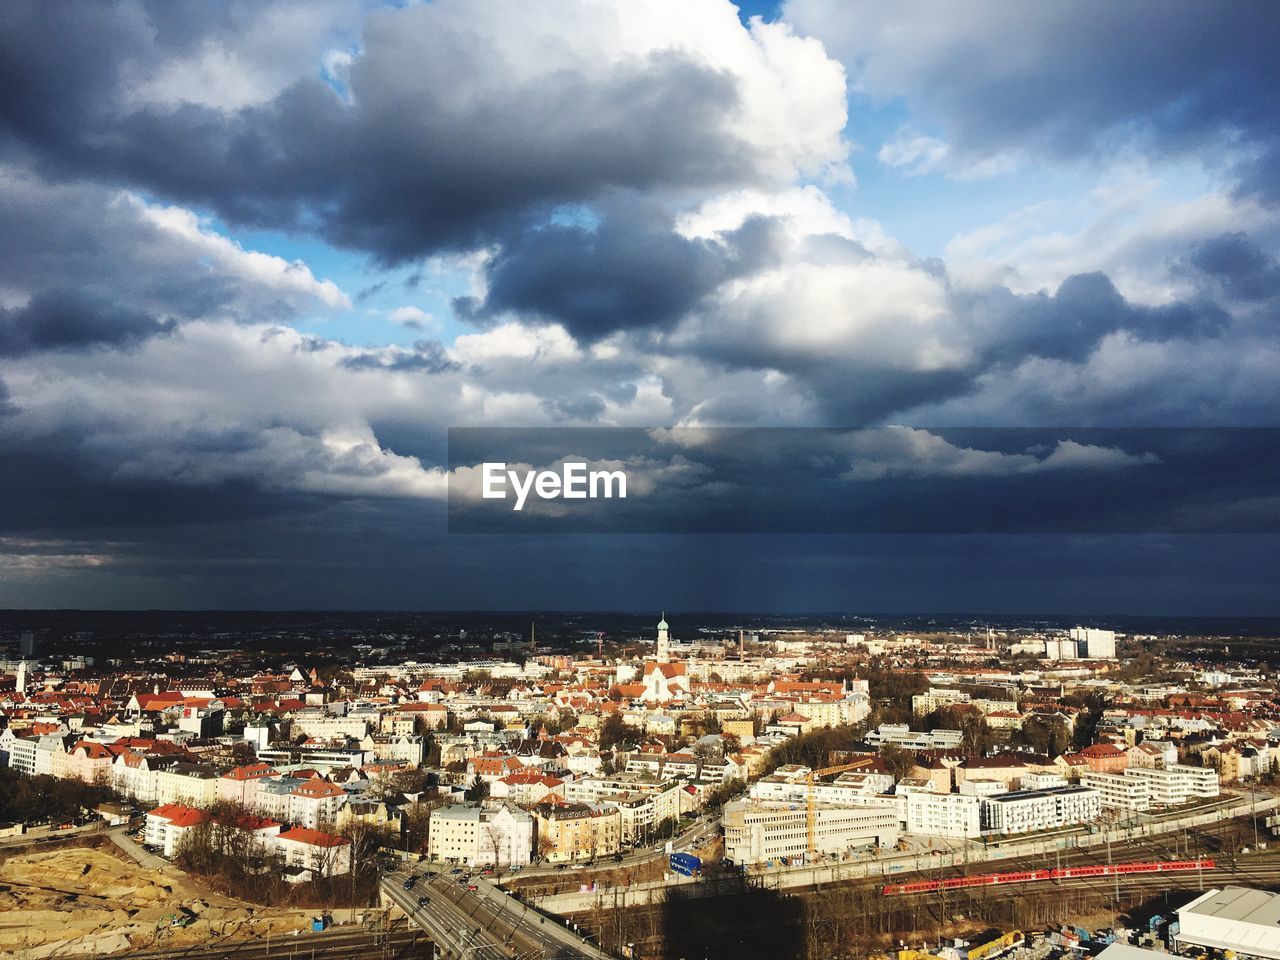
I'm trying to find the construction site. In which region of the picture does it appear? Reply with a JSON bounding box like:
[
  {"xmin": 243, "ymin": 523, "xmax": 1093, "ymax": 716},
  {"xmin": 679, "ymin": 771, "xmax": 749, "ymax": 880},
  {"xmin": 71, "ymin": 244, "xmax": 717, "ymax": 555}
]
[{"xmin": 0, "ymin": 839, "xmax": 330, "ymax": 959}]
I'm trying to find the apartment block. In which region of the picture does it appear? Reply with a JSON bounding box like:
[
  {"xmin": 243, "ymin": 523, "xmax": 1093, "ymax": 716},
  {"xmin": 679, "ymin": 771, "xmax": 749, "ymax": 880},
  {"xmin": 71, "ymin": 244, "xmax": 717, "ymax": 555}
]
[
  {"xmin": 980, "ymin": 786, "xmax": 1102, "ymax": 835},
  {"xmin": 902, "ymin": 792, "xmax": 982, "ymax": 839},
  {"xmin": 1082, "ymin": 771, "xmax": 1151, "ymax": 812}
]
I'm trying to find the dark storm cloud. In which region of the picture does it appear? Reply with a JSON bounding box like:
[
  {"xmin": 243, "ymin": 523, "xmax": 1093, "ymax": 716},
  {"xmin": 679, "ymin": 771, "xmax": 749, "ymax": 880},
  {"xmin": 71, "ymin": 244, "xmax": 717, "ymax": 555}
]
[
  {"xmin": 0, "ymin": 291, "xmax": 174, "ymax": 356},
  {"xmin": 0, "ymin": 170, "xmax": 345, "ymax": 327},
  {"xmin": 340, "ymin": 340, "xmax": 460, "ymax": 373},
  {"xmin": 787, "ymin": 1, "xmax": 1280, "ymax": 194},
  {"xmin": 1186, "ymin": 233, "xmax": 1280, "ymax": 302},
  {"xmin": 956, "ymin": 271, "xmax": 1230, "ymax": 366},
  {"xmin": 458, "ymin": 205, "xmax": 784, "ymax": 339},
  {"xmin": 0, "ymin": 2, "xmax": 791, "ymax": 263},
  {"xmin": 446, "ymin": 427, "xmax": 1280, "ymax": 535}
]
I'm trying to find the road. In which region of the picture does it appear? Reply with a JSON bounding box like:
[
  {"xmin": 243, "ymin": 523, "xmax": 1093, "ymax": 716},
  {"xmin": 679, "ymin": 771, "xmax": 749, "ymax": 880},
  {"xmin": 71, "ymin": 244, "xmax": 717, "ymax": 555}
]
[
  {"xmin": 108, "ymin": 824, "xmax": 177, "ymax": 873},
  {"xmin": 384, "ymin": 865, "xmax": 615, "ymax": 960},
  {"xmin": 499, "ymin": 814, "xmax": 718, "ymax": 883}
]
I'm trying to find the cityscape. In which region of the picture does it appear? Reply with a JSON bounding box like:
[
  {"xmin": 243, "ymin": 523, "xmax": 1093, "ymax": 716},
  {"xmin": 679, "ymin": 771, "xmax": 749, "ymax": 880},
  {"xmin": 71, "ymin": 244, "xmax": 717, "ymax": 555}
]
[
  {"xmin": 2, "ymin": 1, "xmax": 1279, "ymax": 959},
  {"xmin": 2, "ymin": 614, "xmax": 1280, "ymax": 960}
]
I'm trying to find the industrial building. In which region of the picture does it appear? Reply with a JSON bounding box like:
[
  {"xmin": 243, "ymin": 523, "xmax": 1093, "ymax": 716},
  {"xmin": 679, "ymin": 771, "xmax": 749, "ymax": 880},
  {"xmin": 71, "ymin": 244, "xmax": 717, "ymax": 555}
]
[
  {"xmin": 722, "ymin": 799, "xmax": 899, "ymax": 864},
  {"xmin": 1174, "ymin": 886, "xmax": 1280, "ymax": 960}
]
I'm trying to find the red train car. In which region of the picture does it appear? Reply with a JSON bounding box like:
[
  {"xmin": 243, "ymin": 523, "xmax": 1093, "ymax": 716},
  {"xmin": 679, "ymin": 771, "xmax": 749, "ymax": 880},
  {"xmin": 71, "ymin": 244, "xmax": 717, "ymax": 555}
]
[{"xmin": 882, "ymin": 859, "xmax": 1214, "ymax": 896}]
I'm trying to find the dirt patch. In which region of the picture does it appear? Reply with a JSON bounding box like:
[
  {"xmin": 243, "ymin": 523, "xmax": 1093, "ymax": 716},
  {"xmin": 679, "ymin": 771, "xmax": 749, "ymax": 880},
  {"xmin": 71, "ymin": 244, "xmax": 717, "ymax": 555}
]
[{"xmin": 0, "ymin": 845, "xmax": 319, "ymax": 958}]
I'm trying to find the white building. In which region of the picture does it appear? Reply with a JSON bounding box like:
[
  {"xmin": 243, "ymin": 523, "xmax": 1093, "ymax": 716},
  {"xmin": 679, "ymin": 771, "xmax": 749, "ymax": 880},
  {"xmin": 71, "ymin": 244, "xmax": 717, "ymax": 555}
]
[
  {"xmin": 1082, "ymin": 771, "xmax": 1151, "ymax": 812},
  {"xmin": 288, "ymin": 778, "xmax": 348, "ymax": 829},
  {"xmin": 2, "ymin": 732, "xmax": 37, "ymax": 776},
  {"xmin": 749, "ymin": 767, "xmax": 893, "ymax": 805},
  {"xmin": 903, "ymin": 792, "xmax": 982, "ymax": 839},
  {"xmin": 980, "ymin": 786, "xmax": 1102, "ymax": 835},
  {"xmin": 865, "ymin": 724, "xmax": 964, "ymax": 751},
  {"xmin": 428, "ymin": 802, "xmax": 534, "ymax": 867},
  {"xmin": 144, "ymin": 803, "xmax": 209, "ymax": 857},
  {"xmin": 1021, "ymin": 771, "xmax": 1068, "ymax": 791},
  {"xmin": 1070, "ymin": 627, "xmax": 1117, "ymax": 659},
  {"xmin": 1124, "ymin": 764, "xmax": 1219, "ymax": 806},
  {"xmin": 722, "ymin": 799, "xmax": 898, "ymax": 864},
  {"xmin": 276, "ymin": 827, "xmax": 352, "ymax": 881},
  {"xmin": 1174, "ymin": 886, "xmax": 1280, "ymax": 960}
]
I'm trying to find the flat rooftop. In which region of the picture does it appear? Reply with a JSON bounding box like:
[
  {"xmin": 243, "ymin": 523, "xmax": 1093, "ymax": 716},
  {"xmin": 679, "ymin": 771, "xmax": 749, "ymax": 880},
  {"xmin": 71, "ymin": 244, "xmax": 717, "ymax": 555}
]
[{"xmin": 1177, "ymin": 886, "xmax": 1280, "ymax": 960}]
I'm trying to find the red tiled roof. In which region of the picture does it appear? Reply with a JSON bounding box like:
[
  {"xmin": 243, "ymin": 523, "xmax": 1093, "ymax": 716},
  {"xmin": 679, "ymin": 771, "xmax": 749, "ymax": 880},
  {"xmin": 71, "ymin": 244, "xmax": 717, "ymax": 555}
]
[
  {"xmin": 147, "ymin": 803, "xmax": 209, "ymax": 828},
  {"xmin": 277, "ymin": 827, "xmax": 349, "ymax": 848}
]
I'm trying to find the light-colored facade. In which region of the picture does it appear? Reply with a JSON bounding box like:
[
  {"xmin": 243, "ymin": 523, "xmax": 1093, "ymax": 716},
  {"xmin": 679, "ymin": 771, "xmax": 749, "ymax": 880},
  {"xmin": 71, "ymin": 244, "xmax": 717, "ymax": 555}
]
[
  {"xmin": 723, "ymin": 799, "xmax": 898, "ymax": 864},
  {"xmin": 428, "ymin": 802, "xmax": 534, "ymax": 867},
  {"xmin": 531, "ymin": 802, "xmax": 621, "ymax": 863},
  {"xmin": 902, "ymin": 792, "xmax": 982, "ymax": 839},
  {"xmin": 1174, "ymin": 886, "xmax": 1280, "ymax": 960},
  {"xmin": 276, "ymin": 828, "xmax": 352, "ymax": 880},
  {"xmin": 980, "ymin": 786, "xmax": 1102, "ymax": 835},
  {"xmin": 145, "ymin": 803, "xmax": 209, "ymax": 857},
  {"xmin": 1082, "ymin": 771, "xmax": 1151, "ymax": 812},
  {"xmin": 1124, "ymin": 764, "xmax": 1219, "ymax": 806}
]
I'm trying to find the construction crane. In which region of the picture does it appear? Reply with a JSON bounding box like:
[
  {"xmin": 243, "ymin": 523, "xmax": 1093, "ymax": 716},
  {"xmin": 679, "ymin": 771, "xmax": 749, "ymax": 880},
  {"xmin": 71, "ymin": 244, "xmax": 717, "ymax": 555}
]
[{"xmin": 805, "ymin": 760, "xmax": 872, "ymax": 861}]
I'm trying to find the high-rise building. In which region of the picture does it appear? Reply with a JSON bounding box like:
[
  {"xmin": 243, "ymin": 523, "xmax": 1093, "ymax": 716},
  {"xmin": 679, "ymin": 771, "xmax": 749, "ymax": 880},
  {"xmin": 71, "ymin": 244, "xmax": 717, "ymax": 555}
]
[
  {"xmin": 1070, "ymin": 626, "xmax": 1117, "ymax": 659},
  {"xmin": 19, "ymin": 631, "xmax": 37, "ymax": 658}
]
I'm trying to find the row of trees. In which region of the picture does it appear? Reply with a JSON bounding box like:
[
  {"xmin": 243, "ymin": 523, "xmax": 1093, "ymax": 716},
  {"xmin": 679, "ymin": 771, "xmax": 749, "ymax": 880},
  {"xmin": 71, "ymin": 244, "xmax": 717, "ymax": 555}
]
[
  {"xmin": 173, "ymin": 800, "xmax": 395, "ymax": 907},
  {"xmin": 0, "ymin": 767, "xmax": 115, "ymax": 825}
]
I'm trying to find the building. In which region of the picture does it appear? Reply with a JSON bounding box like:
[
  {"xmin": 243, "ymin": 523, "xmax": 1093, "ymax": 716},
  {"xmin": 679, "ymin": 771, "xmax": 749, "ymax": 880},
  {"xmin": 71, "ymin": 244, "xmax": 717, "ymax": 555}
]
[
  {"xmin": 1079, "ymin": 743, "xmax": 1129, "ymax": 774},
  {"xmin": 902, "ymin": 792, "xmax": 982, "ymax": 839},
  {"xmin": 490, "ymin": 771, "xmax": 565, "ymax": 806},
  {"xmin": 530, "ymin": 802, "xmax": 621, "ymax": 863},
  {"xmin": 1174, "ymin": 886, "xmax": 1280, "ymax": 960},
  {"xmin": 1070, "ymin": 627, "xmax": 1117, "ymax": 659},
  {"xmin": 287, "ymin": 777, "xmax": 348, "ymax": 829},
  {"xmin": 980, "ymin": 786, "xmax": 1101, "ymax": 836},
  {"xmin": 428, "ymin": 802, "xmax": 534, "ymax": 867},
  {"xmin": 217, "ymin": 763, "xmax": 278, "ymax": 807},
  {"xmin": 1081, "ymin": 771, "xmax": 1151, "ymax": 812},
  {"xmin": 1124, "ymin": 764, "xmax": 1219, "ymax": 806},
  {"xmin": 866, "ymin": 724, "xmax": 964, "ymax": 751},
  {"xmin": 276, "ymin": 828, "xmax": 352, "ymax": 881},
  {"xmin": 911, "ymin": 689, "xmax": 970, "ymax": 717},
  {"xmin": 145, "ymin": 803, "xmax": 209, "ymax": 857},
  {"xmin": 722, "ymin": 799, "xmax": 898, "ymax": 865},
  {"xmin": 155, "ymin": 763, "xmax": 219, "ymax": 808}
]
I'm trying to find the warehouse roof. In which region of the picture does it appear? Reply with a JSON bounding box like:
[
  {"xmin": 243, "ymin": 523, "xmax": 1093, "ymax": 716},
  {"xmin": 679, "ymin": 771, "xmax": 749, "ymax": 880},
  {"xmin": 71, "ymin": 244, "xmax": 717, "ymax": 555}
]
[{"xmin": 1177, "ymin": 886, "xmax": 1280, "ymax": 960}]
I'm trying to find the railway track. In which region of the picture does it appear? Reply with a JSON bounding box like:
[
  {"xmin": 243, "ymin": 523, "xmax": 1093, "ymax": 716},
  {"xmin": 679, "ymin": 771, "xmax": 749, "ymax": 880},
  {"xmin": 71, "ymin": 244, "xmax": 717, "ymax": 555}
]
[{"xmin": 105, "ymin": 921, "xmax": 428, "ymax": 960}]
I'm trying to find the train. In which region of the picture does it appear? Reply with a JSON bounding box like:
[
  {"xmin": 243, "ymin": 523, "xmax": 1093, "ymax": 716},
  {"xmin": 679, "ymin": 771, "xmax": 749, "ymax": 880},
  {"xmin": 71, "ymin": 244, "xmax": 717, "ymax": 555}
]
[{"xmin": 881, "ymin": 858, "xmax": 1214, "ymax": 895}]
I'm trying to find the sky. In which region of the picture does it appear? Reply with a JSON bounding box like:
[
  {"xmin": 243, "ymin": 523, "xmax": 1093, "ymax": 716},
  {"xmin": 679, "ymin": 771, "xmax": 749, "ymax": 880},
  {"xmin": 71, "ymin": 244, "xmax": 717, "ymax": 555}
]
[{"xmin": 1, "ymin": 0, "xmax": 1279, "ymax": 614}]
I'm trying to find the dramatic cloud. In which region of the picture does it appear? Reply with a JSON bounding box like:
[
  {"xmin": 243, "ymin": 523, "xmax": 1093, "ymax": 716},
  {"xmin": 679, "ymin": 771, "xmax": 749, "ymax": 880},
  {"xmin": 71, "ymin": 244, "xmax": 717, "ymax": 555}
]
[
  {"xmin": 0, "ymin": 291, "xmax": 174, "ymax": 357},
  {"xmin": 1, "ymin": 0, "xmax": 848, "ymax": 261},
  {"xmin": 785, "ymin": 0, "xmax": 1280, "ymax": 197},
  {"xmin": 0, "ymin": 0, "xmax": 1276, "ymax": 608},
  {"xmin": 0, "ymin": 168, "xmax": 348, "ymax": 325}
]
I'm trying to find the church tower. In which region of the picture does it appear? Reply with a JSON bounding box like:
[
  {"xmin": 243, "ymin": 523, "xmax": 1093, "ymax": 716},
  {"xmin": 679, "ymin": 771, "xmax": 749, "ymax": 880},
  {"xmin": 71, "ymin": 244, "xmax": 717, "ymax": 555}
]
[
  {"xmin": 15, "ymin": 660, "xmax": 28, "ymax": 695},
  {"xmin": 656, "ymin": 613, "xmax": 670, "ymax": 662}
]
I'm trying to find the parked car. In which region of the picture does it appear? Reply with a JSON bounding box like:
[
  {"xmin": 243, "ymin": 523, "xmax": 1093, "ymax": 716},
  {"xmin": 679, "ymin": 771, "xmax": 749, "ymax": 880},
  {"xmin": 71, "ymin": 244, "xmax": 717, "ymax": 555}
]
[
  {"xmin": 466, "ymin": 884, "xmax": 478, "ymax": 891},
  {"xmin": 403, "ymin": 876, "xmax": 417, "ymax": 890},
  {"xmin": 417, "ymin": 895, "xmax": 430, "ymax": 907}
]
